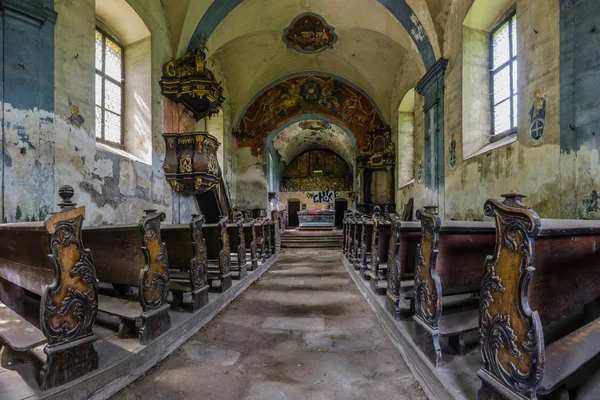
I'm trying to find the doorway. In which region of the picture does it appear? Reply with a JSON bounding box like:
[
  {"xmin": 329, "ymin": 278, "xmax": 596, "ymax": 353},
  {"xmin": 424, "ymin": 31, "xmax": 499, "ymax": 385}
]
[
  {"xmin": 288, "ymin": 200, "xmax": 300, "ymax": 227},
  {"xmin": 335, "ymin": 199, "xmax": 348, "ymax": 228}
]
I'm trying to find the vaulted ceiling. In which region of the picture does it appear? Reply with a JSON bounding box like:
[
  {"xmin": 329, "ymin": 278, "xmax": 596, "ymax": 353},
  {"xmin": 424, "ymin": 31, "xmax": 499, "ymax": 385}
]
[{"xmin": 160, "ymin": 0, "xmax": 446, "ymax": 123}]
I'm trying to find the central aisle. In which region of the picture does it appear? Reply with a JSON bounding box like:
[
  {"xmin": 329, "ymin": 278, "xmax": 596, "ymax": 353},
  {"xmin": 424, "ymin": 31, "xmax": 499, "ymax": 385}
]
[{"xmin": 113, "ymin": 249, "xmax": 428, "ymax": 399}]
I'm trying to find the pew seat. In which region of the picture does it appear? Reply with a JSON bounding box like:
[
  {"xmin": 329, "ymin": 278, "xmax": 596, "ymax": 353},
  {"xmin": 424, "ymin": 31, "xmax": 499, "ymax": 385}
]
[
  {"xmin": 0, "ymin": 302, "xmax": 46, "ymax": 367},
  {"xmin": 438, "ymin": 309, "xmax": 478, "ymax": 355},
  {"xmin": 539, "ymin": 317, "xmax": 600, "ymax": 395},
  {"xmin": 97, "ymin": 295, "xmax": 144, "ymax": 337}
]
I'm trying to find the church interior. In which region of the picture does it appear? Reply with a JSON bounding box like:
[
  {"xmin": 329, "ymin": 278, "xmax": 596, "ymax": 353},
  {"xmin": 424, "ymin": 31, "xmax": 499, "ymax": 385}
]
[{"xmin": 0, "ymin": 0, "xmax": 599, "ymax": 399}]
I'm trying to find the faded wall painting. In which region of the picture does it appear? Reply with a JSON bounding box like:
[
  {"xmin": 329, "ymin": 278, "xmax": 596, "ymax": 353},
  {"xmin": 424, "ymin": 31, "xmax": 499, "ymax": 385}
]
[
  {"xmin": 235, "ymin": 75, "xmax": 385, "ymax": 158},
  {"xmin": 281, "ymin": 150, "xmax": 352, "ymax": 192}
]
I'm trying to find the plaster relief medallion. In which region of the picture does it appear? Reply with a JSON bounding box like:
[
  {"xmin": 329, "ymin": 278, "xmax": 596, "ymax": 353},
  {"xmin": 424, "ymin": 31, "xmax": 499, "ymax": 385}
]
[
  {"xmin": 283, "ymin": 13, "xmax": 337, "ymax": 54},
  {"xmin": 530, "ymin": 89, "xmax": 547, "ymax": 140},
  {"xmin": 449, "ymin": 133, "xmax": 457, "ymax": 168}
]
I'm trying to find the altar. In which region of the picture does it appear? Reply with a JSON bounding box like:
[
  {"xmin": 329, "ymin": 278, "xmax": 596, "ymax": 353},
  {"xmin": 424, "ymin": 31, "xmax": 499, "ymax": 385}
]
[{"xmin": 298, "ymin": 210, "xmax": 336, "ymax": 229}]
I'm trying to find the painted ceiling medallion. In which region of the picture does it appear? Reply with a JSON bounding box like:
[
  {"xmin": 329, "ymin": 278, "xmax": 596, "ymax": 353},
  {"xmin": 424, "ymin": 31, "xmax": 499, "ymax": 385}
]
[{"xmin": 283, "ymin": 13, "xmax": 337, "ymax": 54}]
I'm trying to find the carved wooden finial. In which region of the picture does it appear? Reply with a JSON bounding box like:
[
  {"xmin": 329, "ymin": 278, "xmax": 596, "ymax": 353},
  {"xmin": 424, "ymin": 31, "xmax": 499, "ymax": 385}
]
[
  {"xmin": 500, "ymin": 192, "xmax": 528, "ymax": 208},
  {"xmin": 57, "ymin": 185, "xmax": 76, "ymax": 209},
  {"xmin": 424, "ymin": 205, "xmax": 439, "ymax": 214}
]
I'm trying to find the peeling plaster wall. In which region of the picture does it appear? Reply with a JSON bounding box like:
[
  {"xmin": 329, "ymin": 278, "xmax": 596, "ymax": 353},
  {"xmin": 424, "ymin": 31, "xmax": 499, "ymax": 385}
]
[
  {"xmin": 1, "ymin": 0, "xmax": 179, "ymax": 225},
  {"xmin": 396, "ymin": 0, "xmax": 569, "ymax": 220}
]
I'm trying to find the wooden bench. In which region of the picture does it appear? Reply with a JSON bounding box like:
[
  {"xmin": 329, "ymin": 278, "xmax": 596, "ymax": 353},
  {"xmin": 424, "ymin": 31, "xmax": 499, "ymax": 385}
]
[
  {"xmin": 478, "ymin": 193, "xmax": 600, "ymax": 400},
  {"xmin": 254, "ymin": 218, "xmax": 267, "ymax": 264},
  {"xmin": 368, "ymin": 208, "xmax": 391, "ymax": 295},
  {"xmin": 413, "ymin": 206, "xmax": 495, "ymax": 367},
  {"xmin": 84, "ymin": 209, "xmax": 171, "ymax": 344},
  {"xmin": 202, "ymin": 216, "xmax": 232, "ymax": 293},
  {"xmin": 271, "ymin": 210, "xmax": 282, "ymax": 253},
  {"xmin": 346, "ymin": 212, "xmax": 359, "ymax": 264},
  {"xmin": 351, "ymin": 212, "xmax": 364, "ymax": 270},
  {"xmin": 342, "ymin": 210, "xmax": 352, "ymax": 256},
  {"xmin": 161, "ymin": 214, "xmax": 210, "ymax": 312},
  {"xmin": 263, "ymin": 218, "xmax": 273, "ymax": 259},
  {"xmin": 227, "ymin": 213, "xmax": 249, "ymax": 280},
  {"xmin": 242, "ymin": 217, "xmax": 258, "ymax": 270},
  {"xmin": 385, "ymin": 215, "xmax": 420, "ymax": 320},
  {"xmin": 0, "ymin": 186, "xmax": 99, "ymax": 389},
  {"xmin": 359, "ymin": 215, "xmax": 374, "ymax": 280}
]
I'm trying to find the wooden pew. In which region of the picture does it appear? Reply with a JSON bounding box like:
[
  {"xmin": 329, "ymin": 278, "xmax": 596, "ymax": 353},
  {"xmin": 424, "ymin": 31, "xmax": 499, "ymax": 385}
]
[
  {"xmin": 242, "ymin": 217, "xmax": 258, "ymax": 270},
  {"xmin": 342, "ymin": 211, "xmax": 352, "ymax": 255},
  {"xmin": 369, "ymin": 208, "xmax": 391, "ymax": 295},
  {"xmin": 346, "ymin": 213, "xmax": 358, "ymax": 264},
  {"xmin": 352, "ymin": 212, "xmax": 365, "ymax": 271},
  {"xmin": 264, "ymin": 218, "xmax": 273, "ymax": 259},
  {"xmin": 202, "ymin": 216, "xmax": 232, "ymax": 293},
  {"xmin": 385, "ymin": 215, "xmax": 420, "ymax": 320},
  {"xmin": 271, "ymin": 210, "xmax": 282, "ymax": 253},
  {"xmin": 255, "ymin": 218, "xmax": 267, "ymax": 263},
  {"xmin": 227, "ymin": 213, "xmax": 249, "ymax": 280},
  {"xmin": 0, "ymin": 186, "xmax": 98, "ymax": 390},
  {"xmin": 359, "ymin": 215, "xmax": 374, "ymax": 280},
  {"xmin": 478, "ymin": 193, "xmax": 600, "ymax": 400},
  {"xmin": 84, "ymin": 209, "xmax": 171, "ymax": 344},
  {"xmin": 413, "ymin": 206, "xmax": 495, "ymax": 367},
  {"xmin": 161, "ymin": 214, "xmax": 210, "ymax": 312}
]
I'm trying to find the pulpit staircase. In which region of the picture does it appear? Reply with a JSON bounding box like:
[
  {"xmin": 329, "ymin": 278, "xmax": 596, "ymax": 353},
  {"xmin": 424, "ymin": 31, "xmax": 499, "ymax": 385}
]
[{"xmin": 281, "ymin": 229, "xmax": 343, "ymax": 249}]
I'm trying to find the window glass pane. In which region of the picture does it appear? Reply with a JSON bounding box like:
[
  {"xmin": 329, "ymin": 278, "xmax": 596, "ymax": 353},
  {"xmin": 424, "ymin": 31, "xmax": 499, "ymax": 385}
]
[
  {"xmin": 512, "ymin": 95, "xmax": 518, "ymax": 128},
  {"xmin": 511, "ymin": 16, "xmax": 517, "ymax": 56},
  {"xmin": 105, "ymin": 111, "xmax": 122, "ymax": 143},
  {"xmin": 104, "ymin": 80, "xmax": 122, "ymax": 114},
  {"xmin": 493, "ymin": 65, "xmax": 511, "ymax": 105},
  {"xmin": 95, "ymin": 106, "xmax": 103, "ymax": 138},
  {"xmin": 105, "ymin": 38, "xmax": 122, "ymax": 81},
  {"xmin": 512, "ymin": 60, "xmax": 518, "ymax": 96},
  {"xmin": 95, "ymin": 74, "xmax": 103, "ymax": 106},
  {"xmin": 494, "ymin": 100, "xmax": 511, "ymax": 134},
  {"xmin": 492, "ymin": 21, "xmax": 510, "ymax": 69},
  {"xmin": 95, "ymin": 31, "xmax": 103, "ymax": 71}
]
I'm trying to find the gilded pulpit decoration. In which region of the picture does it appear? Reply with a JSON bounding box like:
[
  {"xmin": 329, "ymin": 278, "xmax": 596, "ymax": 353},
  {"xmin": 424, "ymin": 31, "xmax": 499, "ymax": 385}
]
[
  {"xmin": 283, "ymin": 13, "xmax": 337, "ymax": 54},
  {"xmin": 356, "ymin": 125, "xmax": 396, "ymax": 213},
  {"xmin": 160, "ymin": 38, "xmax": 225, "ymax": 121},
  {"xmin": 163, "ymin": 132, "xmax": 222, "ymax": 195}
]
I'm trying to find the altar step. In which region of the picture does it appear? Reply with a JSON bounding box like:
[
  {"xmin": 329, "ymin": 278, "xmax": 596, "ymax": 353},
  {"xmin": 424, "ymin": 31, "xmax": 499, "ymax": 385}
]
[{"xmin": 281, "ymin": 229, "xmax": 344, "ymax": 249}]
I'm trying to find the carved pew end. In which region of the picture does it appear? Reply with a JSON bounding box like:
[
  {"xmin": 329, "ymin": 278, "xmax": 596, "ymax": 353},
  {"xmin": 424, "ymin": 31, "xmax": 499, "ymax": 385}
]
[
  {"xmin": 413, "ymin": 317, "xmax": 443, "ymax": 368},
  {"xmin": 190, "ymin": 285, "xmax": 210, "ymax": 311},
  {"xmin": 40, "ymin": 334, "xmax": 99, "ymax": 390},
  {"xmin": 385, "ymin": 291, "xmax": 401, "ymax": 321}
]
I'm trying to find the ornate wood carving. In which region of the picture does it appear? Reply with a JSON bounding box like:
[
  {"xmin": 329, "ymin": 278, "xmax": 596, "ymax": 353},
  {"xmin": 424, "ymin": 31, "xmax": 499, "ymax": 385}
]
[
  {"xmin": 478, "ymin": 193, "xmax": 543, "ymax": 400},
  {"xmin": 413, "ymin": 206, "xmax": 443, "ymax": 367},
  {"xmin": 235, "ymin": 212, "xmax": 247, "ymax": 267},
  {"xmin": 218, "ymin": 215, "xmax": 231, "ymax": 277},
  {"xmin": 353, "ymin": 213, "xmax": 364, "ymax": 270},
  {"xmin": 190, "ymin": 213, "xmax": 208, "ymax": 290},
  {"xmin": 360, "ymin": 216, "xmax": 373, "ymax": 279},
  {"xmin": 138, "ymin": 209, "xmax": 171, "ymax": 343},
  {"xmin": 385, "ymin": 214, "xmax": 402, "ymax": 319},
  {"xmin": 160, "ymin": 44, "xmax": 225, "ymax": 120},
  {"xmin": 40, "ymin": 185, "xmax": 99, "ymax": 390},
  {"xmin": 256, "ymin": 219, "xmax": 266, "ymax": 263},
  {"xmin": 264, "ymin": 219, "xmax": 272, "ymax": 258},
  {"xmin": 248, "ymin": 219, "xmax": 258, "ymax": 270},
  {"xmin": 370, "ymin": 206, "xmax": 383, "ymax": 279},
  {"xmin": 163, "ymin": 132, "xmax": 222, "ymax": 195}
]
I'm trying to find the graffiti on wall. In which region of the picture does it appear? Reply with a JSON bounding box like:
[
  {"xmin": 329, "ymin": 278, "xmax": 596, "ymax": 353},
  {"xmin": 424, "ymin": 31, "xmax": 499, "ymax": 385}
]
[{"xmin": 310, "ymin": 190, "xmax": 340, "ymax": 203}]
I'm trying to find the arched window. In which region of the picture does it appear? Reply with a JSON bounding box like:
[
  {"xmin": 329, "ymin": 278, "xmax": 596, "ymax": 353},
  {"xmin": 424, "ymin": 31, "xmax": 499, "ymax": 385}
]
[
  {"xmin": 397, "ymin": 89, "xmax": 415, "ymax": 187},
  {"xmin": 95, "ymin": 0, "xmax": 151, "ymax": 163},
  {"xmin": 95, "ymin": 28, "xmax": 124, "ymax": 146},
  {"xmin": 462, "ymin": 0, "xmax": 516, "ymax": 158}
]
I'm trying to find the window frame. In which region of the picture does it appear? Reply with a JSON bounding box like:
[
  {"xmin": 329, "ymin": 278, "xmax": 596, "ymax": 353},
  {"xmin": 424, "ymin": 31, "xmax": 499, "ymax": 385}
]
[
  {"xmin": 489, "ymin": 10, "xmax": 517, "ymax": 142},
  {"xmin": 95, "ymin": 27, "xmax": 125, "ymax": 149}
]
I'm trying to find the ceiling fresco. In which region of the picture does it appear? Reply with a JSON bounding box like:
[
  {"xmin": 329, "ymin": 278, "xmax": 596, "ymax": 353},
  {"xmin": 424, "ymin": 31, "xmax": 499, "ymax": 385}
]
[
  {"xmin": 282, "ymin": 13, "xmax": 337, "ymax": 54},
  {"xmin": 272, "ymin": 120, "xmax": 356, "ymax": 167},
  {"xmin": 234, "ymin": 75, "xmax": 385, "ymax": 158}
]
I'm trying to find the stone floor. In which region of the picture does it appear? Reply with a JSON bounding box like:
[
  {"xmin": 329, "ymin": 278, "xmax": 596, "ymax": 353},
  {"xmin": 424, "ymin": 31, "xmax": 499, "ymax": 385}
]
[{"xmin": 112, "ymin": 249, "xmax": 429, "ymax": 400}]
